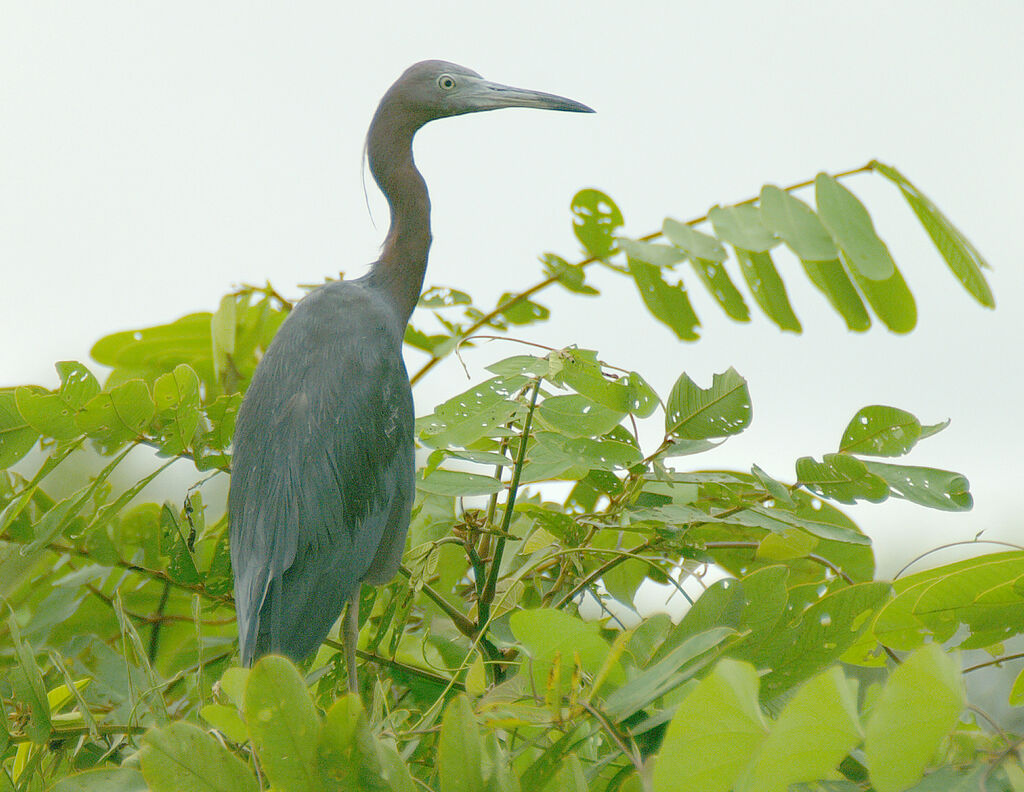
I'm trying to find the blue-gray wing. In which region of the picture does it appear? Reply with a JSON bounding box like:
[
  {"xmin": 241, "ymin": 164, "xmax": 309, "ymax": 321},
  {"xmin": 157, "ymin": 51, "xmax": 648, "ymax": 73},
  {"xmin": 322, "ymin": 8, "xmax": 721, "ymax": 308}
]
[{"xmin": 228, "ymin": 281, "xmax": 414, "ymax": 665}]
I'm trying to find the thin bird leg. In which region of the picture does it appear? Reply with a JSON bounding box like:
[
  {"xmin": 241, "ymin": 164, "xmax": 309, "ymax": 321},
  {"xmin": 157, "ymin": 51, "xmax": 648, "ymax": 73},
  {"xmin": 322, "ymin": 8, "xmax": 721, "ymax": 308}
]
[{"xmin": 344, "ymin": 593, "xmax": 360, "ymax": 693}]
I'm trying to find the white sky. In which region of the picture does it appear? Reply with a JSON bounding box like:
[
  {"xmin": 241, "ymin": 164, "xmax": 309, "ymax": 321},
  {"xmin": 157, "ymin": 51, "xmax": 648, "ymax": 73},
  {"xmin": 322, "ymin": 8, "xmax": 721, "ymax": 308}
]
[{"xmin": 2, "ymin": 1, "xmax": 1021, "ymax": 576}]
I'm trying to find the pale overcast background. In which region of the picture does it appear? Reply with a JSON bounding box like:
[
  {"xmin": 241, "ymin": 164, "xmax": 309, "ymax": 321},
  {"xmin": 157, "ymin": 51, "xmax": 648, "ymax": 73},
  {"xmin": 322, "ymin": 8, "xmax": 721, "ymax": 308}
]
[{"xmin": 2, "ymin": 2, "xmax": 1021, "ymax": 578}]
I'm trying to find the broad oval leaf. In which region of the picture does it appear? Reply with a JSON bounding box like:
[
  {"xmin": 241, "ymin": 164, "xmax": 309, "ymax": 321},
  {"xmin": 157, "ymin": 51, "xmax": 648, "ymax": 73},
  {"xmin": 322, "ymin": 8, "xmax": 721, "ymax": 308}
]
[
  {"xmin": 840, "ymin": 405, "xmax": 923, "ymax": 457},
  {"xmin": 0, "ymin": 389, "xmax": 41, "ymax": 468},
  {"xmin": 140, "ymin": 721, "xmax": 257, "ymax": 792},
  {"xmin": 571, "ymin": 188, "xmax": 623, "ymax": 259},
  {"xmin": 416, "ymin": 375, "xmax": 527, "ymax": 448},
  {"xmin": 438, "ymin": 695, "xmax": 485, "ymax": 792},
  {"xmin": 815, "ymin": 173, "xmax": 895, "ymax": 281},
  {"xmin": 52, "ymin": 767, "xmax": 148, "ymax": 792},
  {"xmin": 243, "ymin": 656, "xmax": 321, "ymax": 792},
  {"xmin": 537, "ymin": 394, "xmax": 624, "ymax": 438},
  {"xmin": 510, "ymin": 608, "xmax": 624, "ymax": 692},
  {"xmin": 666, "ymin": 368, "xmax": 752, "ymax": 440},
  {"xmin": 652, "ymin": 659, "xmax": 767, "ymax": 792},
  {"xmin": 534, "ymin": 432, "xmax": 642, "ymax": 472},
  {"xmin": 74, "ymin": 379, "xmax": 156, "ymax": 451},
  {"xmin": 864, "ymin": 644, "xmax": 964, "ymax": 792}
]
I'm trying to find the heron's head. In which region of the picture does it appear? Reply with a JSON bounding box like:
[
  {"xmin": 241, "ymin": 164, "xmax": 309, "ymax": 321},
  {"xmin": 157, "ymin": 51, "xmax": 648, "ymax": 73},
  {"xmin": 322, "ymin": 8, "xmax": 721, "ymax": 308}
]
[{"xmin": 383, "ymin": 60, "xmax": 594, "ymax": 125}]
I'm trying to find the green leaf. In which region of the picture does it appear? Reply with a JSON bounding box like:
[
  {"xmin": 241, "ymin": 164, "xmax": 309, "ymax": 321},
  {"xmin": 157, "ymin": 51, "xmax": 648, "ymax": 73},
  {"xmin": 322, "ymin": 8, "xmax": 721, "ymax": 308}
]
[
  {"xmin": 651, "ymin": 659, "xmax": 767, "ymax": 792},
  {"xmin": 318, "ymin": 693, "xmax": 390, "ymax": 792},
  {"xmin": 688, "ymin": 257, "xmax": 750, "ymax": 321},
  {"xmin": 419, "ymin": 285, "xmax": 473, "ymax": 307},
  {"xmin": 736, "ymin": 667, "xmax": 861, "ymax": 792},
  {"xmin": 534, "ymin": 432, "xmax": 642, "ymax": 472},
  {"xmin": 663, "ymin": 217, "xmax": 727, "ymax": 261},
  {"xmin": 210, "ymin": 293, "xmax": 237, "ymax": 381},
  {"xmin": 627, "ymin": 258, "xmax": 701, "ymax": 340},
  {"xmin": 417, "ymin": 375, "xmax": 527, "ymax": 449},
  {"xmin": 541, "ymin": 253, "xmax": 599, "ymax": 295},
  {"xmin": 795, "ymin": 453, "xmax": 889, "ymax": 504},
  {"xmin": 0, "ymin": 389, "xmax": 40, "ymax": 468},
  {"xmin": 75, "ymin": 379, "xmax": 156, "ymax": 451},
  {"xmin": 758, "ymin": 185, "xmax": 838, "ymax": 261},
  {"xmin": 603, "ymin": 627, "xmax": 735, "ymax": 722},
  {"xmin": 872, "ymin": 160, "xmax": 994, "ymax": 307},
  {"xmin": 840, "ymin": 405, "xmax": 923, "ymax": 457},
  {"xmin": 244, "ymin": 656, "xmax": 321, "ymax": 792},
  {"xmin": 708, "ymin": 205, "xmax": 779, "ymax": 253},
  {"xmin": 536, "ymin": 394, "xmax": 624, "ymax": 439},
  {"xmin": 751, "ymin": 464, "xmax": 796, "ymax": 508},
  {"xmin": 52, "ymin": 767, "xmax": 148, "ymax": 792},
  {"xmin": 7, "ymin": 614, "xmax": 50, "ymax": 744},
  {"xmin": 140, "ymin": 721, "xmax": 257, "ymax": 792},
  {"xmin": 510, "ymin": 608, "xmax": 624, "ymax": 692},
  {"xmin": 815, "ymin": 173, "xmax": 895, "ymax": 280},
  {"xmin": 845, "ymin": 252, "xmax": 917, "ymax": 333},
  {"xmin": 665, "ymin": 368, "xmax": 752, "ymax": 440},
  {"xmin": 733, "ymin": 249, "xmax": 801, "ymax": 332},
  {"xmin": 863, "ymin": 461, "xmax": 972, "ymax": 511},
  {"xmin": 864, "ymin": 644, "xmax": 964, "ymax": 792},
  {"xmin": 438, "ymin": 695, "xmax": 485, "ymax": 792},
  {"xmin": 14, "ymin": 362, "xmax": 100, "ymax": 442},
  {"xmin": 418, "ymin": 469, "xmax": 503, "ymax": 496},
  {"xmin": 799, "ymin": 258, "xmax": 871, "ymax": 331},
  {"xmin": 153, "ymin": 364, "xmax": 202, "ymax": 455},
  {"xmin": 617, "ymin": 238, "xmax": 685, "ymax": 267},
  {"xmin": 92, "ymin": 312, "xmax": 216, "ymax": 384},
  {"xmin": 571, "ymin": 188, "xmax": 623, "ymax": 259},
  {"xmin": 200, "ymin": 703, "xmax": 248, "ymax": 744},
  {"xmin": 554, "ymin": 349, "xmax": 656, "ymax": 417},
  {"xmin": 496, "ymin": 292, "xmax": 550, "ymax": 326}
]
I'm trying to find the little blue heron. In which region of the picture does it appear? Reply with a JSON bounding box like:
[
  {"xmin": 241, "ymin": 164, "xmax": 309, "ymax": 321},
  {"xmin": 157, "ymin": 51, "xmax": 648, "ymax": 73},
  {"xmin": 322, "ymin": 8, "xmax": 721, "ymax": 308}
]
[{"xmin": 229, "ymin": 60, "xmax": 592, "ymax": 688}]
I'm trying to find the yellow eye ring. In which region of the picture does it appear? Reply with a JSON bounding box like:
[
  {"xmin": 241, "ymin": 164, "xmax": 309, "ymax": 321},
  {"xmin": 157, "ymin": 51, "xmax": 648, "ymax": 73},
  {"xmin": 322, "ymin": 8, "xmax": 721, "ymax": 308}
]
[{"xmin": 437, "ymin": 75, "xmax": 456, "ymax": 90}]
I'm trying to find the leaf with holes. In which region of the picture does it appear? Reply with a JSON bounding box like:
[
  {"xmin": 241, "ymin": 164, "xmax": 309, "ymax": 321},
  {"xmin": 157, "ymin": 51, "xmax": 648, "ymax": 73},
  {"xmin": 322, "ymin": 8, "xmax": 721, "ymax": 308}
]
[
  {"xmin": 839, "ymin": 405, "xmax": 924, "ymax": 457},
  {"xmin": 536, "ymin": 394, "xmax": 624, "ymax": 438},
  {"xmin": 666, "ymin": 368, "xmax": 752, "ymax": 440},
  {"xmin": 0, "ymin": 389, "xmax": 41, "ymax": 468},
  {"xmin": 416, "ymin": 375, "xmax": 527, "ymax": 448},
  {"xmin": 152, "ymin": 364, "xmax": 201, "ymax": 456},
  {"xmin": 795, "ymin": 454, "xmax": 888, "ymax": 504},
  {"xmin": 627, "ymin": 258, "xmax": 701, "ymax": 340},
  {"xmin": 496, "ymin": 291, "xmax": 550, "ymax": 326},
  {"xmin": 419, "ymin": 285, "xmax": 473, "ymax": 308},
  {"xmin": 734, "ymin": 249, "xmax": 802, "ymax": 332},
  {"xmin": 571, "ymin": 188, "xmax": 623, "ymax": 259},
  {"xmin": 541, "ymin": 253, "xmax": 599, "ymax": 295},
  {"xmin": 863, "ymin": 461, "xmax": 972, "ymax": 511},
  {"xmin": 74, "ymin": 379, "xmax": 155, "ymax": 452}
]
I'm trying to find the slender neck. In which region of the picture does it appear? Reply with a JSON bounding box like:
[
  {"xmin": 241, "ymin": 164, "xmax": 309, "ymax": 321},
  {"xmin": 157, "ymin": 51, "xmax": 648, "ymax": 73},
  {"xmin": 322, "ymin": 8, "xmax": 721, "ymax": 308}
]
[{"xmin": 365, "ymin": 100, "xmax": 432, "ymax": 325}]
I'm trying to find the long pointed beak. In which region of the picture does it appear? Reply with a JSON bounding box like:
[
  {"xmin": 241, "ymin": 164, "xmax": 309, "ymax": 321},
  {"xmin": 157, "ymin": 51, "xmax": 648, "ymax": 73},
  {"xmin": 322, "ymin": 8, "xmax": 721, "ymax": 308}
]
[{"xmin": 466, "ymin": 78, "xmax": 595, "ymax": 113}]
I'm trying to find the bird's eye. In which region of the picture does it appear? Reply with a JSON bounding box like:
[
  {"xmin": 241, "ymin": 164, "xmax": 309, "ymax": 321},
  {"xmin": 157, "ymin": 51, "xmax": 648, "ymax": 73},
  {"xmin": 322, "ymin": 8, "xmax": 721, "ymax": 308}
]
[{"xmin": 437, "ymin": 75, "xmax": 456, "ymax": 90}]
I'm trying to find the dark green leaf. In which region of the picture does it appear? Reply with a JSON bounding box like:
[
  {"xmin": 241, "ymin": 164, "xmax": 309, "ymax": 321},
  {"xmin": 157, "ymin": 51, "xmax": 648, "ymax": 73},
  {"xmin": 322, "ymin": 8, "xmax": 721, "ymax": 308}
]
[
  {"xmin": 571, "ymin": 188, "xmax": 623, "ymax": 259},
  {"xmin": 666, "ymin": 368, "xmax": 752, "ymax": 440},
  {"xmin": 815, "ymin": 173, "xmax": 895, "ymax": 280},
  {"xmin": 627, "ymin": 258, "xmax": 700, "ymax": 340},
  {"xmin": 872, "ymin": 161, "xmax": 994, "ymax": 307}
]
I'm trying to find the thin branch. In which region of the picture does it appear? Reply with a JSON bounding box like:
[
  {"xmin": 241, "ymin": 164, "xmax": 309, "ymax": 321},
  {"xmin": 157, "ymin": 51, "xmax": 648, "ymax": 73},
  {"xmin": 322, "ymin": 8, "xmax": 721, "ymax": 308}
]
[
  {"xmin": 409, "ymin": 162, "xmax": 874, "ymax": 386},
  {"xmin": 963, "ymin": 651, "xmax": 1024, "ymax": 674}
]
